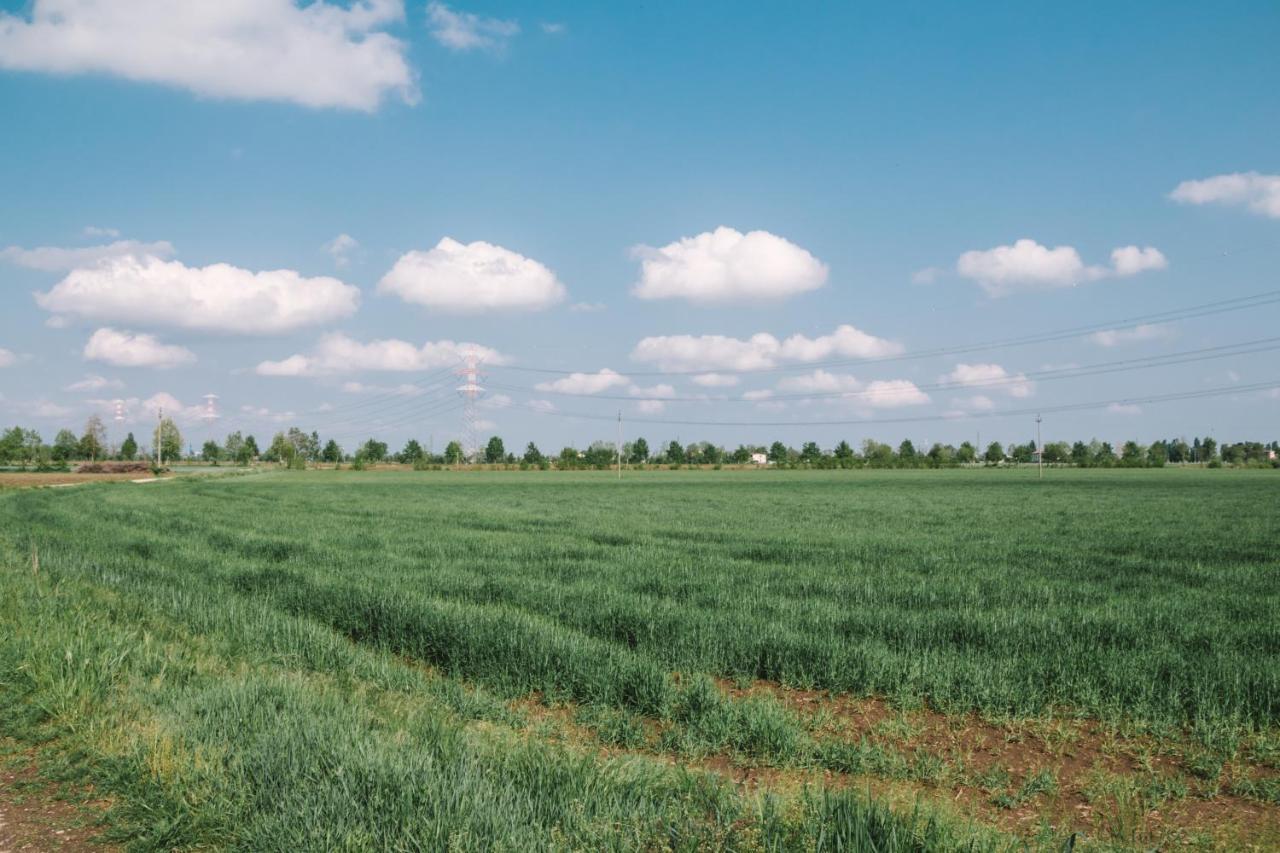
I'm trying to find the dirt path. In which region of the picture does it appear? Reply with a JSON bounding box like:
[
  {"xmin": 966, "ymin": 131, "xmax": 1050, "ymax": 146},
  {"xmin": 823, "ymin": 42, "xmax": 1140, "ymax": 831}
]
[{"xmin": 0, "ymin": 760, "xmax": 114, "ymax": 852}]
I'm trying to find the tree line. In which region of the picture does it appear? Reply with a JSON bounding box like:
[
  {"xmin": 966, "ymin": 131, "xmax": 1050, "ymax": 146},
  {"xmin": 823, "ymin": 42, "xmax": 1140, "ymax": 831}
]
[{"xmin": 3, "ymin": 420, "xmax": 1277, "ymax": 470}]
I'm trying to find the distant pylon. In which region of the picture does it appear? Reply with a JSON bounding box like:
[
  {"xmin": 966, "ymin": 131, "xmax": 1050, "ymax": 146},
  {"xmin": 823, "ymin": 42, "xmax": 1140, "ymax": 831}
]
[
  {"xmin": 454, "ymin": 349, "xmax": 485, "ymax": 462},
  {"xmin": 201, "ymin": 394, "xmax": 220, "ymax": 423},
  {"xmin": 113, "ymin": 399, "xmax": 125, "ymax": 423}
]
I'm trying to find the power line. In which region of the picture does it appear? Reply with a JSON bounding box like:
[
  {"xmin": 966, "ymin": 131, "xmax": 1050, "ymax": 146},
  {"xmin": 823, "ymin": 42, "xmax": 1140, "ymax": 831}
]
[
  {"xmin": 486, "ymin": 287, "xmax": 1280, "ymax": 378},
  {"xmin": 487, "ymin": 336, "xmax": 1280, "ymax": 403},
  {"xmin": 504, "ymin": 379, "xmax": 1280, "ymax": 428}
]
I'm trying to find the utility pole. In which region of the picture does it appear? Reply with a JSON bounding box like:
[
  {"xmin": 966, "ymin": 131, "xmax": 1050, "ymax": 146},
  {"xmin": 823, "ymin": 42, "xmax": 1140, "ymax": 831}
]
[
  {"xmin": 155, "ymin": 407, "xmax": 163, "ymax": 468},
  {"xmin": 1036, "ymin": 413, "xmax": 1043, "ymax": 480},
  {"xmin": 616, "ymin": 410, "xmax": 623, "ymax": 479}
]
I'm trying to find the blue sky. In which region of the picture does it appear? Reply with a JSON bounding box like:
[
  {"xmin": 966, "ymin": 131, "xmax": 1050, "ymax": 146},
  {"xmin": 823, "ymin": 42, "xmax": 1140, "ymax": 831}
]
[{"xmin": 1, "ymin": 0, "xmax": 1278, "ymax": 454}]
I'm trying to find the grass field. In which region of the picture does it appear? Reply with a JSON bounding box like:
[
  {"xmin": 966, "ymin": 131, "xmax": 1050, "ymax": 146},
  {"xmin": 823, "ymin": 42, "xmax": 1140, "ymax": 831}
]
[{"xmin": 2, "ymin": 469, "xmax": 1278, "ymax": 850}]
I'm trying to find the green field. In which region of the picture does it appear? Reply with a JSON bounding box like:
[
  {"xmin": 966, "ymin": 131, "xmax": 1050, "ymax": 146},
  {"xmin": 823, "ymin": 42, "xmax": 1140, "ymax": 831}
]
[{"xmin": 2, "ymin": 470, "xmax": 1278, "ymax": 850}]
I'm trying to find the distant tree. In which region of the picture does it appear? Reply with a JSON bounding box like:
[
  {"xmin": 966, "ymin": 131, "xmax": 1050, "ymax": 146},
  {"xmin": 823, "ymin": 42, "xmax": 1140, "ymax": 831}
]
[
  {"xmin": 359, "ymin": 438, "xmax": 387, "ymax": 463},
  {"xmin": 1120, "ymin": 440, "xmax": 1145, "ymax": 467},
  {"xmin": 767, "ymin": 441, "xmax": 788, "ymax": 464},
  {"xmin": 702, "ymin": 443, "xmax": 724, "ymax": 465},
  {"xmin": 1200, "ymin": 436, "xmax": 1218, "ymax": 462},
  {"xmin": 155, "ymin": 417, "xmax": 182, "ymax": 463},
  {"xmin": 321, "ymin": 439, "xmax": 343, "ymax": 463},
  {"xmin": 955, "ymin": 441, "xmax": 977, "ymax": 464},
  {"xmin": 444, "ymin": 440, "xmax": 464, "ymax": 465},
  {"xmin": 1042, "ymin": 442, "xmax": 1069, "ymax": 464},
  {"xmin": 896, "ymin": 439, "xmax": 917, "ymax": 465},
  {"xmin": 1010, "ymin": 443, "xmax": 1034, "ymax": 464},
  {"xmin": 201, "ymin": 440, "xmax": 222, "ymax": 463},
  {"xmin": 927, "ymin": 443, "xmax": 953, "ymax": 466},
  {"xmin": 800, "ymin": 441, "xmax": 823, "ymax": 464},
  {"xmin": 484, "ymin": 435, "xmax": 505, "ymax": 464},
  {"xmin": 1070, "ymin": 441, "xmax": 1090, "ymax": 466},
  {"xmin": 1168, "ymin": 438, "xmax": 1190, "ymax": 464},
  {"xmin": 1147, "ymin": 440, "xmax": 1168, "ymax": 468},
  {"xmin": 1094, "ymin": 441, "xmax": 1116, "ymax": 467},
  {"xmin": 120, "ymin": 432, "xmax": 138, "ymax": 461},
  {"xmin": 983, "ymin": 441, "xmax": 1004, "ymax": 464},
  {"xmin": 666, "ymin": 440, "xmax": 686, "ymax": 464},
  {"xmin": 558, "ymin": 446, "xmax": 580, "ymax": 468},
  {"xmin": 237, "ymin": 435, "xmax": 259, "ymax": 465},
  {"xmin": 52, "ymin": 429, "xmax": 80, "ymax": 462},
  {"xmin": 224, "ymin": 431, "xmax": 244, "ymax": 462},
  {"xmin": 285, "ymin": 427, "xmax": 317, "ymax": 461},
  {"xmin": 399, "ymin": 439, "xmax": 425, "ymax": 464},
  {"xmin": 862, "ymin": 439, "xmax": 894, "ymax": 467},
  {"xmin": 80, "ymin": 414, "xmax": 107, "ymax": 461},
  {"xmin": 584, "ymin": 441, "xmax": 615, "ymax": 468},
  {"xmin": 833, "ymin": 440, "xmax": 855, "ymax": 466},
  {"xmin": 629, "ymin": 437, "xmax": 649, "ymax": 464},
  {"xmin": 730, "ymin": 445, "xmax": 751, "ymax": 464},
  {"xmin": 523, "ymin": 442, "xmax": 544, "ymax": 464}
]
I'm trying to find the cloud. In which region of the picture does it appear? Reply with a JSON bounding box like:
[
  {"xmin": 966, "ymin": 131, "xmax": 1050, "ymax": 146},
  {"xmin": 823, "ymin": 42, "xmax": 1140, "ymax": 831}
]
[
  {"xmin": 534, "ymin": 369, "xmax": 628, "ymax": 395},
  {"xmin": 569, "ymin": 301, "xmax": 606, "ymax": 313},
  {"xmin": 0, "ymin": 348, "xmax": 14, "ymax": 368},
  {"xmin": 1, "ymin": 239, "xmax": 175, "ymax": 271},
  {"xmin": 379, "ymin": 237, "xmax": 567, "ymax": 313},
  {"xmin": 862, "ymin": 380, "xmax": 930, "ymax": 408},
  {"xmin": 630, "ymin": 324, "xmax": 900, "ymax": 372},
  {"xmin": 690, "ymin": 373, "xmax": 739, "ymax": 388},
  {"xmin": 635, "ymin": 399, "xmax": 666, "ymax": 414},
  {"xmin": 426, "ymin": 2, "xmax": 518, "ymax": 52},
  {"xmin": 540, "ymin": 22, "xmax": 566, "ymax": 35},
  {"xmin": 240, "ymin": 404, "xmax": 298, "ymax": 424},
  {"xmin": 37, "ymin": 253, "xmax": 360, "ymax": 334},
  {"xmin": 527, "ymin": 399, "xmax": 556, "ymax": 413},
  {"xmin": 324, "ymin": 233, "xmax": 358, "ymax": 267},
  {"xmin": 139, "ymin": 392, "xmax": 206, "ymax": 424},
  {"xmin": 1110, "ymin": 246, "xmax": 1168, "ymax": 276},
  {"xmin": 742, "ymin": 389, "xmax": 774, "ymax": 402},
  {"xmin": 629, "ymin": 383, "xmax": 676, "ymax": 400},
  {"xmin": 340, "ymin": 381, "xmax": 423, "ymax": 396},
  {"xmin": 960, "ymin": 394, "xmax": 995, "ymax": 412},
  {"xmin": 1107, "ymin": 402, "xmax": 1142, "ymax": 416},
  {"xmin": 1088, "ymin": 323, "xmax": 1176, "ymax": 347},
  {"xmin": 631, "ymin": 226, "xmax": 828, "ymax": 304},
  {"xmin": 256, "ymin": 332, "xmax": 504, "ymax": 376},
  {"xmin": 1170, "ymin": 172, "xmax": 1280, "ymax": 219},
  {"xmin": 12, "ymin": 399, "xmax": 75, "ymax": 419},
  {"xmin": 956, "ymin": 238, "xmax": 1165, "ymax": 297},
  {"xmin": 83, "ymin": 328, "xmax": 195, "ymax": 369},
  {"xmin": 940, "ymin": 363, "xmax": 1034, "ymax": 397},
  {"xmin": 911, "ymin": 266, "xmax": 943, "ymax": 285},
  {"xmin": 776, "ymin": 370, "xmax": 863, "ymax": 395},
  {"xmin": 83, "ymin": 226, "xmax": 119, "ymax": 238},
  {"xmin": 65, "ymin": 374, "xmax": 124, "ymax": 392},
  {"xmin": 0, "ymin": 0, "xmax": 417, "ymax": 111}
]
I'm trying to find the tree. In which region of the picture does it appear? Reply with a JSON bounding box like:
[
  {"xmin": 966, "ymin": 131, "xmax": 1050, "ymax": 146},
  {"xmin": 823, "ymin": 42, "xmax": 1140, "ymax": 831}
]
[
  {"xmin": 120, "ymin": 432, "xmax": 138, "ymax": 461},
  {"xmin": 767, "ymin": 441, "xmax": 788, "ymax": 464},
  {"xmin": 896, "ymin": 439, "xmax": 917, "ymax": 465},
  {"xmin": 224, "ymin": 431, "xmax": 245, "ymax": 462},
  {"xmin": 1070, "ymin": 441, "xmax": 1090, "ymax": 467},
  {"xmin": 358, "ymin": 438, "xmax": 387, "ymax": 463},
  {"xmin": 927, "ymin": 443, "xmax": 954, "ymax": 466},
  {"xmin": 523, "ymin": 442, "xmax": 544, "ymax": 464},
  {"xmin": 444, "ymin": 440, "xmax": 464, "ymax": 465},
  {"xmin": 1120, "ymin": 440, "xmax": 1145, "ymax": 467},
  {"xmin": 201, "ymin": 440, "xmax": 222, "ymax": 463},
  {"xmin": 155, "ymin": 417, "xmax": 181, "ymax": 463},
  {"xmin": 240, "ymin": 435, "xmax": 260, "ymax": 465},
  {"xmin": 484, "ymin": 435, "xmax": 505, "ymax": 464},
  {"xmin": 399, "ymin": 439, "xmax": 425, "ymax": 464},
  {"xmin": 862, "ymin": 439, "xmax": 894, "ymax": 467},
  {"xmin": 1201, "ymin": 436, "xmax": 1218, "ymax": 462},
  {"xmin": 956, "ymin": 441, "xmax": 977, "ymax": 464},
  {"xmin": 52, "ymin": 429, "xmax": 80, "ymax": 462},
  {"xmin": 983, "ymin": 442, "xmax": 1004, "ymax": 464},
  {"xmin": 666, "ymin": 440, "xmax": 686, "ymax": 464},
  {"xmin": 833, "ymin": 440, "xmax": 855, "ymax": 466},
  {"xmin": 800, "ymin": 441, "xmax": 823, "ymax": 464},
  {"xmin": 80, "ymin": 414, "xmax": 107, "ymax": 461},
  {"xmin": 1042, "ymin": 442, "xmax": 1069, "ymax": 464},
  {"xmin": 265, "ymin": 431, "xmax": 294, "ymax": 464},
  {"xmin": 629, "ymin": 437, "xmax": 649, "ymax": 464},
  {"xmin": 1147, "ymin": 440, "xmax": 1168, "ymax": 468},
  {"xmin": 730, "ymin": 445, "xmax": 751, "ymax": 464},
  {"xmin": 558, "ymin": 446, "xmax": 579, "ymax": 468},
  {"xmin": 321, "ymin": 439, "xmax": 343, "ymax": 463}
]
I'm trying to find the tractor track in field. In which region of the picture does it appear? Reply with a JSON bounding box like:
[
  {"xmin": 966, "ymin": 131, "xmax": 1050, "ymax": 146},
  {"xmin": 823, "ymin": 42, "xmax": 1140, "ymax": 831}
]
[{"xmin": 0, "ymin": 751, "xmax": 115, "ymax": 852}]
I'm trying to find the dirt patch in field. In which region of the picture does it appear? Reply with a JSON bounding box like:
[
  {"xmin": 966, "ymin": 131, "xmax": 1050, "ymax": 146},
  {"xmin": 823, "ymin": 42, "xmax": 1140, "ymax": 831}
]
[
  {"xmin": 512, "ymin": 683, "xmax": 1280, "ymax": 849},
  {"xmin": 0, "ymin": 754, "xmax": 115, "ymax": 851},
  {"xmin": 0, "ymin": 472, "xmax": 172, "ymax": 489}
]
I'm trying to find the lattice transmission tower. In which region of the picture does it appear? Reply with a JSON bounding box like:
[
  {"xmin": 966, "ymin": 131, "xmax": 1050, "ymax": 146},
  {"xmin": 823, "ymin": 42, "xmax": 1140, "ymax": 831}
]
[{"xmin": 454, "ymin": 349, "xmax": 485, "ymax": 462}]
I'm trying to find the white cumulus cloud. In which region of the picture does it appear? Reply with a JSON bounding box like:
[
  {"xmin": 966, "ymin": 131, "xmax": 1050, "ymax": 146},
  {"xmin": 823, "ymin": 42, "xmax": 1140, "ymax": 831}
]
[
  {"xmin": 0, "ymin": 0, "xmax": 417, "ymax": 111},
  {"xmin": 1, "ymin": 239, "xmax": 175, "ymax": 271},
  {"xmin": 862, "ymin": 380, "xmax": 930, "ymax": 409},
  {"xmin": 379, "ymin": 237, "xmax": 567, "ymax": 313},
  {"xmin": 534, "ymin": 369, "xmax": 629, "ymax": 395},
  {"xmin": 1088, "ymin": 323, "xmax": 1176, "ymax": 347},
  {"xmin": 426, "ymin": 2, "xmax": 518, "ymax": 52},
  {"xmin": 65, "ymin": 374, "xmax": 124, "ymax": 392},
  {"xmin": 776, "ymin": 370, "xmax": 863, "ymax": 395},
  {"xmin": 1170, "ymin": 172, "xmax": 1280, "ymax": 219},
  {"xmin": 940, "ymin": 363, "xmax": 1034, "ymax": 398},
  {"xmin": 1107, "ymin": 402, "xmax": 1142, "ymax": 416},
  {"xmin": 630, "ymin": 324, "xmax": 900, "ymax": 373},
  {"xmin": 256, "ymin": 332, "xmax": 504, "ymax": 377},
  {"xmin": 83, "ymin": 328, "xmax": 195, "ymax": 369},
  {"xmin": 0, "ymin": 348, "xmax": 15, "ymax": 368},
  {"xmin": 956, "ymin": 238, "xmax": 1165, "ymax": 297},
  {"xmin": 690, "ymin": 372, "xmax": 739, "ymax": 388},
  {"xmin": 324, "ymin": 233, "xmax": 358, "ymax": 267},
  {"xmin": 631, "ymin": 226, "xmax": 828, "ymax": 304},
  {"xmin": 83, "ymin": 226, "xmax": 120, "ymax": 238},
  {"xmin": 37, "ymin": 253, "xmax": 360, "ymax": 334}
]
